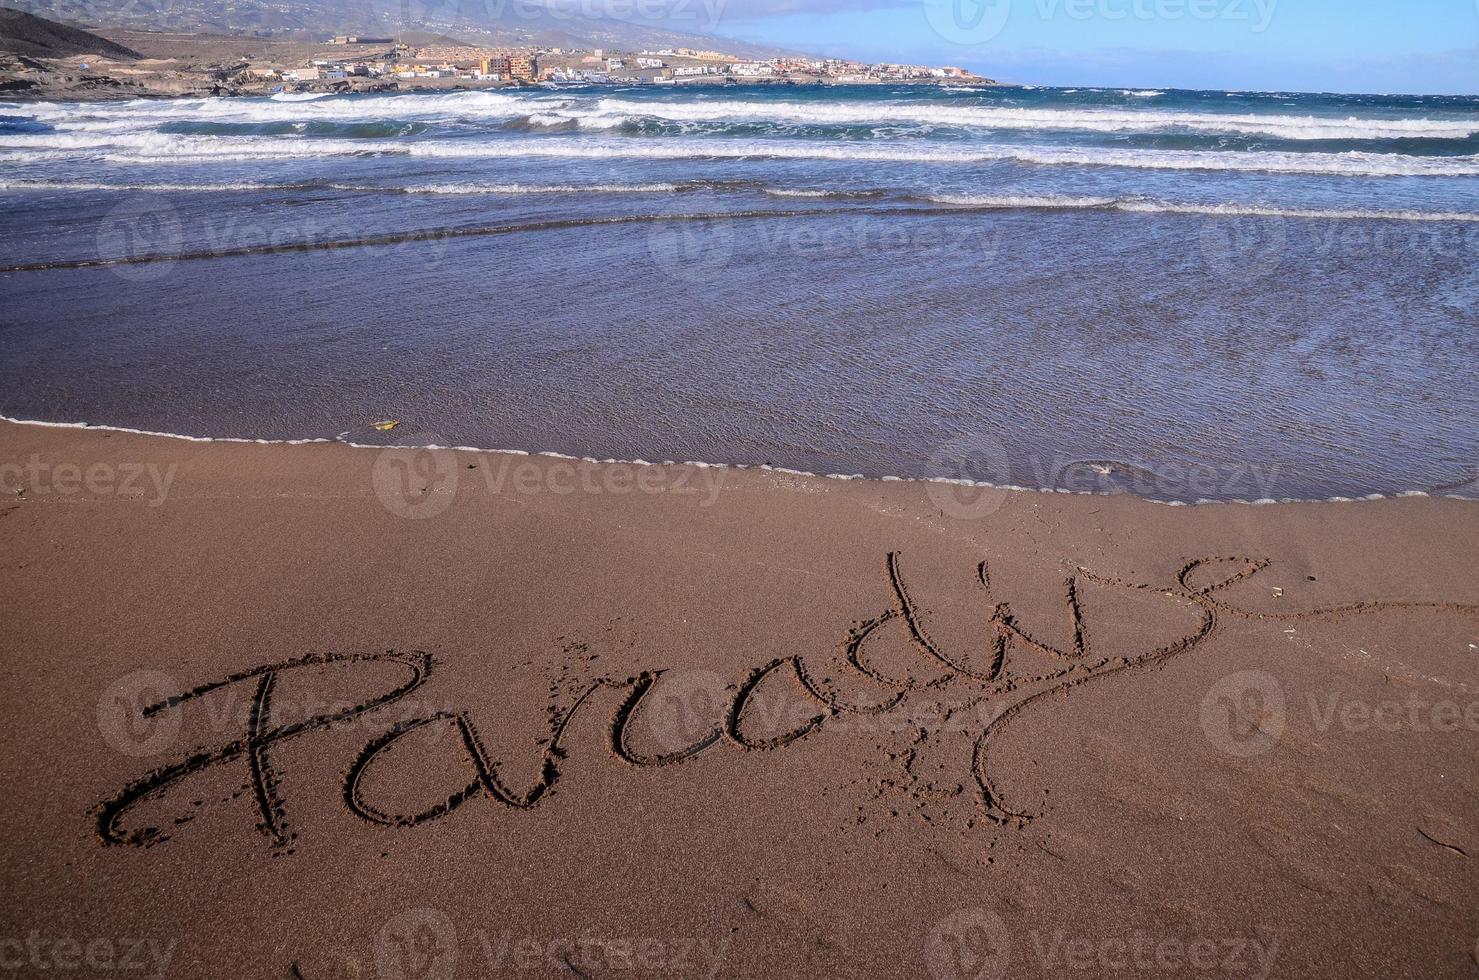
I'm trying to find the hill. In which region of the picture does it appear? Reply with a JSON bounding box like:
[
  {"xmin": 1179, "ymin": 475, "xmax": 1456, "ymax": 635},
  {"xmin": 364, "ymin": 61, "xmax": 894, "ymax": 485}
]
[
  {"xmin": 6, "ymin": 0, "xmax": 794, "ymax": 58},
  {"xmin": 0, "ymin": 6, "xmax": 138, "ymax": 58}
]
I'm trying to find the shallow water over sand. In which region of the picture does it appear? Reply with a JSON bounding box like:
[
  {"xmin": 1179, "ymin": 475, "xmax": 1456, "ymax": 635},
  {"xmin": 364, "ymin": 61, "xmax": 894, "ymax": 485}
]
[{"xmin": 1, "ymin": 85, "xmax": 1475, "ymax": 500}]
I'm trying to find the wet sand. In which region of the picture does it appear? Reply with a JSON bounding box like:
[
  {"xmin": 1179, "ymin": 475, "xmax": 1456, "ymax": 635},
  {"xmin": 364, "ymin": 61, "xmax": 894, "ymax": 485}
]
[{"xmin": 1, "ymin": 418, "xmax": 1476, "ymax": 978}]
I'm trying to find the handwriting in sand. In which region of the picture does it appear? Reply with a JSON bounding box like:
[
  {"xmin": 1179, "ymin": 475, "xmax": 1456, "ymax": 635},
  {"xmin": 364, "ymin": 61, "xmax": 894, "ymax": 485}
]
[{"xmin": 93, "ymin": 553, "xmax": 1477, "ymax": 855}]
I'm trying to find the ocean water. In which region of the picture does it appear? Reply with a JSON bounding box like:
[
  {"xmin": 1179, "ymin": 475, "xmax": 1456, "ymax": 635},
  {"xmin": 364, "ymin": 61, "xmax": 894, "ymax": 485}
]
[{"xmin": 0, "ymin": 84, "xmax": 1475, "ymax": 501}]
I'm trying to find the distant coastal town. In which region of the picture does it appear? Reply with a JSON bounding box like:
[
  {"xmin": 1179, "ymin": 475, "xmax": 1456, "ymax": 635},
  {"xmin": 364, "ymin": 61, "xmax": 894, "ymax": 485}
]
[
  {"xmin": 271, "ymin": 37, "xmax": 990, "ymax": 90},
  {"xmin": 0, "ymin": 7, "xmax": 993, "ymax": 100}
]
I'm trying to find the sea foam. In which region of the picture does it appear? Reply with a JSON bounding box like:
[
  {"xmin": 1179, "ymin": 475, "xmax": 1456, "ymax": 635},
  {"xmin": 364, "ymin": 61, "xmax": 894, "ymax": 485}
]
[{"xmin": 28, "ymin": 132, "xmax": 1473, "ymax": 178}]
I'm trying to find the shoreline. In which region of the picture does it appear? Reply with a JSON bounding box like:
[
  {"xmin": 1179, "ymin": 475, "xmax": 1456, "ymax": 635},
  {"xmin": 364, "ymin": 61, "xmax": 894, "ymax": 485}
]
[
  {"xmin": 1, "ymin": 415, "xmax": 1470, "ymax": 507},
  {"xmin": 0, "ymin": 75, "xmax": 997, "ymax": 104}
]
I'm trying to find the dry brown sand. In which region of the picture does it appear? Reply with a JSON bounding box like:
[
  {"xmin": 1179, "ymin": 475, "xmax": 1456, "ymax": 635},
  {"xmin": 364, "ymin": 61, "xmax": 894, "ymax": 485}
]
[{"xmin": 1, "ymin": 419, "xmax": 1476, "ymax": 979}]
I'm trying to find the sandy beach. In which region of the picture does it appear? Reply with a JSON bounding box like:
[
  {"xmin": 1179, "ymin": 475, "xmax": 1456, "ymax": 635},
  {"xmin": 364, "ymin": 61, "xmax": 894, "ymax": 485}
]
[{"xmin": 1, "ymin": 418, "xmax": 1476, "ymax": 978}]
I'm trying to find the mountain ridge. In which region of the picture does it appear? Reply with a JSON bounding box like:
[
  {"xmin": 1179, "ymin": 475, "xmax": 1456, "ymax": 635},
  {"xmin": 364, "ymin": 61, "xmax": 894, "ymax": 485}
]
[
  {"xmin": 6, "ymin": 0, "xmax": 800, "ymax": 58},
  {"xmin": 0, "ymin": 5, "xmax": 140, "ymax": 58}
]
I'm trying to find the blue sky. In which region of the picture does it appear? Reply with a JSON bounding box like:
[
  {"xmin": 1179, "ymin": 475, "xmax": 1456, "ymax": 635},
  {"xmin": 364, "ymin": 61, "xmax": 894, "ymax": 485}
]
[{"xmin": 703, "ymin": 0, "xmax": 1479, "ymax": 93}]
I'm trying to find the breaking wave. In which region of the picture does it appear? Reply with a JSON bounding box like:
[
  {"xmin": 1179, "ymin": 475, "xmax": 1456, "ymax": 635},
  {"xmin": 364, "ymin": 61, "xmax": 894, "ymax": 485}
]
[
  {"xmin": 8, "ymin": 90, "xmax": 1477, "ymax": 144},
  {"xmin": 925, "ymin": 193, "xmax": 1479, "ymax": 222},
  {"xmin": 48, "ymin": 132, "xmax": 1479, "ymax": 177}
]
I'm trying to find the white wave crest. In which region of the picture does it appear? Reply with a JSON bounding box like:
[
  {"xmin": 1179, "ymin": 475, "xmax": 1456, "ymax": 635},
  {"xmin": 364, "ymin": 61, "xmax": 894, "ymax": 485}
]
[
  {"xmin": 930, "ymin": 193, "xmax": 1120, "ymax": 209},
  {"xmin": 11, "ymin": 90, "xmax": 537, "ymax": 128},
  {"xmin": 397, "ymin": 181, "xmax": 679, "ymax": 194},
  {"xmin": 928, "ymin": 193, "xmax": 1479, "ymax": 221},
  {"xmin": 9, "ymin": 90, "xmax": 1476, "ymax": 142},
  {"xmin": 0, "ymin": 177, "xmax": 681, "ymax": 195},
  {"xmin": 74, "ymin": 133, "xmax": 1479, "ymax": 178},
  {"xmin": 763, "ymin": 187, "xmax": 845, "ymax": 197},
  {"xmin": 577, "ymin": 97, "xmax": 1478, "ymax": 141},
  {"xmin": 8, "ymin": 178, "xmax": 1467, "ymax": 220},
  {"xmin": 0, "ymin": 179, "xmax": 277, "ymax": 192}
]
